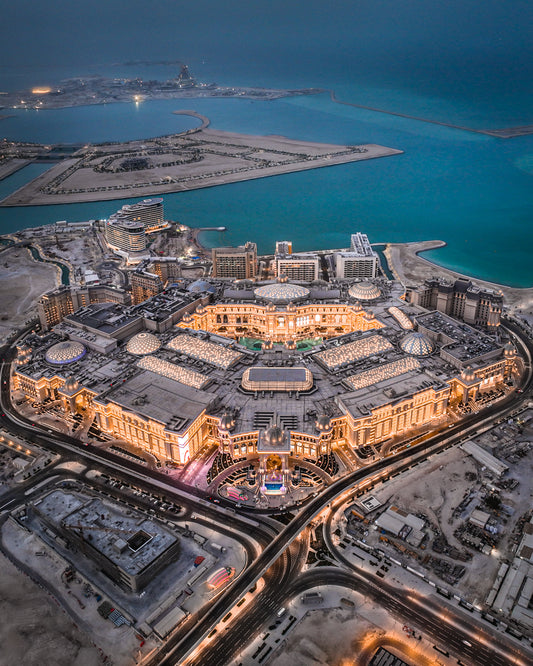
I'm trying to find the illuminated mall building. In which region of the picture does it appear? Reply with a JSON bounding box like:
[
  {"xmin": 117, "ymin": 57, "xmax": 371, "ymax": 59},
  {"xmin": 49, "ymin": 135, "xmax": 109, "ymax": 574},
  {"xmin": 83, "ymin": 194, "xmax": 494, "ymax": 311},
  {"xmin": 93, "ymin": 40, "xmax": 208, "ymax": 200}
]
[{"xmin": 13, "ymin": 273, "xmax": 520, "ymax": 493}]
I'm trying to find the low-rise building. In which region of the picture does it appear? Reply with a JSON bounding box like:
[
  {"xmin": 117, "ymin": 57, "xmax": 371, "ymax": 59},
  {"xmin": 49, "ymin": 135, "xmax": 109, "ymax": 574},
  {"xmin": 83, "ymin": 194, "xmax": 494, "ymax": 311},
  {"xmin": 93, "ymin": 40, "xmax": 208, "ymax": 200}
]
[{"xmin": 31, "ymin": 489, "xmax": 180, "ymax": 592}]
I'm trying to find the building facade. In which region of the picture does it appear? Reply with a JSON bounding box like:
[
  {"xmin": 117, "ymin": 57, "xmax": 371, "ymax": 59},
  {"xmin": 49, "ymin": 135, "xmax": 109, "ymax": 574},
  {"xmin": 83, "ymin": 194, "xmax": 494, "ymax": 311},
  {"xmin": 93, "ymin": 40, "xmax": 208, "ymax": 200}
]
[
  {"xmin": 131, "ymin": 270, "xmax": 164, "ymax": 305},
  {"xmin": 38, "ymin": 285, "xmax": 131, "ymax": 329},
  {"xmin": 105, "ymin": 218, "xmax": 147, "ymax": 262},
  {"xmin": 406, "ymin": 278, "xmax": 503, "ymax": 327},
  {"xmin": 212, "ymin": 242, "xmax": 257, "ymax": 279},
  {"xmin": 275, "ymin": 254, "xmax": 320, "ymax": 281}
]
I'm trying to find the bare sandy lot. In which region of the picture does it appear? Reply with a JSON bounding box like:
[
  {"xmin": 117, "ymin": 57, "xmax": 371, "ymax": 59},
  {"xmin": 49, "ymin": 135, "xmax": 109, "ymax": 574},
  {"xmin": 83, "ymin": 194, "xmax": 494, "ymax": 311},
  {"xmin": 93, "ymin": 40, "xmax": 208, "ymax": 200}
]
[
  {"xmin": 267, "ymin": 591, "xmax": 438, "ymax": 666},
  {"xmin": 0, "ymin": 246, "xmax": 59, "ymax": 344},
  {"xmin": 0, "ymin": 550, "xmax": 101, "ymax": 666}
]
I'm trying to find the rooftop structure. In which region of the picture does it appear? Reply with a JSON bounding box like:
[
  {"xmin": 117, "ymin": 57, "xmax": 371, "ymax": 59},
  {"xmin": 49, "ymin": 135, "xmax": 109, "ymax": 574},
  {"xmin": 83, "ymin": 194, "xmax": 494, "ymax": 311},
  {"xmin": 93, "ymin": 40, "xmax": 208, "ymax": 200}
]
[
  {"xmin": 66, "ymin": 302, "xmax": 142, "ymax": 340},
  {"xmin": 32, "ymin": 489, "xmax": 180, "ymax": 592},
  {"xmin": 315, "ymin": 334, "xmax": 393, "ymax": 371},
  {"xmin": 242, "ymin": 367, "xmax": 313, "ymax": 392},
  {"xmin": 45, "ymin": 340, "xmax": 87, "ymax": 365},
  {"xmin": 487, "ymin": 516, "xmax": 533, "ymax": 630},
  {"xmin": 168, "ymin": 333, "xmax": 243, "ymax": 369},
  {"xmin": 187, "ymin": 280, "xmax": 217, "ymax": 294},
  {"xmin": 110, "ymin": 197, "xmax": 165, "ymax": 233},
  {"xmin": 416, "ymin": 311, "xmax": 501, "ymax": 369},
  {"xmin": 399, "ymin": 331, "xmax": 435, "ymax": 357},
  {"xmin": 126, "ymin": 331, "xmax": 162, "ymax": 355},
  {"xmin": 388, "ymin": 306, "xmax": 414, "ymax": 330},
  {"xmin": 254, "ymin": 283, "xmax": 310, "ymax": 303},
  {"xmin": 348, "ymin": 281, "xmax": 382, "ymax": 301},
  {"xmin": 375, "ymin": 505, "xmax": 425, "ymax": 537},
  {"xmin": 344, "ymin": 356, "xmax": 420, "ymax": 391},
  {"xmin": 459, "ymin": 440, "xmax": 509, "ymax": 477},
  {"xmin": 369, "ymin": 647, "xmax": 413, "ymax": 666},
  {"xmin": 137, "ymin": 355, "xmax": 210, "ymax": 389}
]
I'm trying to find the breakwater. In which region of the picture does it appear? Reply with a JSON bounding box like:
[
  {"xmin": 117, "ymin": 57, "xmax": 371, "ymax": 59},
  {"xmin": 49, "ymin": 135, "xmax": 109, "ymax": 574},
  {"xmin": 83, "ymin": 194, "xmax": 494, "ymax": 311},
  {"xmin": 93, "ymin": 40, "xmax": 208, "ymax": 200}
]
[{"xmin": 328, "ymin": 91, "xmax": 533, "ymax": 139}]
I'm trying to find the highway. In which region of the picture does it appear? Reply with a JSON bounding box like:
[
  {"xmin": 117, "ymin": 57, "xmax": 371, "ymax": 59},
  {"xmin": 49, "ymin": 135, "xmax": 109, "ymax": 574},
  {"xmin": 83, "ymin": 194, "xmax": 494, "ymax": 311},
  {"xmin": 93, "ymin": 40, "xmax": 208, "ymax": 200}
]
[{"xmin": 0, "ymin": 321, "xmax": 532, "ymax": 665}]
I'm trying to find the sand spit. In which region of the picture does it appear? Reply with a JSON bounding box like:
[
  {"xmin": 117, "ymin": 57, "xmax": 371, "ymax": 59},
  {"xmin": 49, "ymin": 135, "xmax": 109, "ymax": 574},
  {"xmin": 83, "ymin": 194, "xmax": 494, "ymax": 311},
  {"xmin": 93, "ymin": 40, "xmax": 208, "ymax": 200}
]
[{"xmin": 386, "ymin": 240, "xmax": 533, "ymax": 311}]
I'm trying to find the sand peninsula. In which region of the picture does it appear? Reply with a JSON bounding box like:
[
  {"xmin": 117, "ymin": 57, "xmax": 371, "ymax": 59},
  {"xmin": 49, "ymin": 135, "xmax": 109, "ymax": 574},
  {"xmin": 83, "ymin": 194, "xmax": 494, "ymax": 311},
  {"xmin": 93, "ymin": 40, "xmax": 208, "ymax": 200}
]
[
  {"xmin": 0, "ymin": 111, "xmax": 402, "ymax": 206},
  {"xmin": 385, "ymin": 240, "xmax": 533, "ymax": 311}
]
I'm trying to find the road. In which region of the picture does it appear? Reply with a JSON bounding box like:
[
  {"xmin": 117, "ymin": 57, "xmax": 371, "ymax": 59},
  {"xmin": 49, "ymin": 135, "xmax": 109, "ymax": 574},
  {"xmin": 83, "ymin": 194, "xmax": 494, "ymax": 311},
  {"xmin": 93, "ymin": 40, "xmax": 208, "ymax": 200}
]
[
  {"xmin": 323, "ymin": 499, "xmax": 530, "ymax": 666},
  {"xmin": 0, "ymin": 321, "xmax": 532, "ymax": 665}
]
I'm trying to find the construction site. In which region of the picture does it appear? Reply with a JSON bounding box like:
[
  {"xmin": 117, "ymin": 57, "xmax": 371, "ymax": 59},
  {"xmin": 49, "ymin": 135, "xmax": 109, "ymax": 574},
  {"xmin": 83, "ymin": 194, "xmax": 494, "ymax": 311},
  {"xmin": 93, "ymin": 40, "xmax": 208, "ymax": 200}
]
[{"xmin": 0, "ymin": 478, "xmax": 248, "ymax": 665}]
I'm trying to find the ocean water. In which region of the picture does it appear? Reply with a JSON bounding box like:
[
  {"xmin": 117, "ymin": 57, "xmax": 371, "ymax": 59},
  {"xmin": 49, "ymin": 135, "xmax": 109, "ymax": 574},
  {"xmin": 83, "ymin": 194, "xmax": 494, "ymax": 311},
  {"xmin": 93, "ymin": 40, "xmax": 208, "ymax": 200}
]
[
  {"xmin": 0, "ymin": 1, "xmax": 532, "ymax": 287},
  {"xmin": 0, "ymin": 103, "xmax": 200, "ymax": 144}
]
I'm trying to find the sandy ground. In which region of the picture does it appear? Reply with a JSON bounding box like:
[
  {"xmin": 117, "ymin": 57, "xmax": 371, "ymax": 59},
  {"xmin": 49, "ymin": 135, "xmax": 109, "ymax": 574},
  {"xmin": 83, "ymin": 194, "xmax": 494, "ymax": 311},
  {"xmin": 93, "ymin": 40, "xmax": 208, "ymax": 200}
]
[
  {"xmin": 386, "ymin": 240, "xmax": 533, "ymax": 311},
  {"xmin": 0, "ymin": 246, "xmax": 59, "ymax": 343},
  {"xmin": 263, "ymin": 587, "xmax": 443, "ymax": 666},
  {"xmin": 351, "ymin": 418, "xmax": 533, "ymax": 605},
  {"xmin": 1, "ymin": 130, "xmax": 402, "ymax": 205},
  {"xmin": 0, "ymin": 549, "xmax": 102, "ymax": 666}
]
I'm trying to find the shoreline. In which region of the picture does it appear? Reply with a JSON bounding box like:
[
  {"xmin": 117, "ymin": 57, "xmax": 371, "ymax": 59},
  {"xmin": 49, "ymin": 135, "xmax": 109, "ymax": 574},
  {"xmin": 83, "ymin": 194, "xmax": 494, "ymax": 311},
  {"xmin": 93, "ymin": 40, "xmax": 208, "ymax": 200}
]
[
  {"xmin": 385, "ymin": 240, "xmax": 533, "ymax": 310},
  {"xmin": 188, "ymin": 228, "xmax": 215, "ymax": 260},
  {"xmin": 0, "ymin": 83, "xmax": 323, "ymax": 112},
  {"xmin": 187, "ymin": 231, "xmax": 532, "ymax": 309}
]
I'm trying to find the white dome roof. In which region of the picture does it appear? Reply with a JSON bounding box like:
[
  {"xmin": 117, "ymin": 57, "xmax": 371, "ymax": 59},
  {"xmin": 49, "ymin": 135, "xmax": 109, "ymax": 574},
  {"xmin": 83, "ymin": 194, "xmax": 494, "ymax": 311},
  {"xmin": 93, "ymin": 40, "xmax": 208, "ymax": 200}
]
[
  {"xmin": 254, "ymin": 283, "xmax": 309, "ymax": 302},
  {"xmin": 45, "ymin": 340, "xmax": 86, "ymax": 365},
  {"xmin": 400, "ymin": 332, "xmax": 434, "ymax": 357},
  {"xmin": 348, "ymin": 282, "xmax": 382, "ymax": 301},
  {"xmin": 126, "ymin": 332, "xmax": 161, "ymax": 355}
]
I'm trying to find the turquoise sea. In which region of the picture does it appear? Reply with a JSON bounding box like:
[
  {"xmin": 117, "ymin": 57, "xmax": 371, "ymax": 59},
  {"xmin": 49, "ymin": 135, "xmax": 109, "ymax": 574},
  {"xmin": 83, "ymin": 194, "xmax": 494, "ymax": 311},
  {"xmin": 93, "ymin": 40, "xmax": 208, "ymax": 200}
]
[{"xmin": 0, "ymin": 1, "xmax": 532, "ymax": 287}]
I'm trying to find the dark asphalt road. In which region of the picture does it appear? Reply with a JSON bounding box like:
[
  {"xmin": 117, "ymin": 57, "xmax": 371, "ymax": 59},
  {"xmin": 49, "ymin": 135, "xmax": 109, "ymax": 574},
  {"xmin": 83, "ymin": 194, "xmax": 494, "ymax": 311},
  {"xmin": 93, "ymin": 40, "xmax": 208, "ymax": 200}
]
[{"xmin": 1, "ymin": 321, "xmax": 531, "ymax": 665}]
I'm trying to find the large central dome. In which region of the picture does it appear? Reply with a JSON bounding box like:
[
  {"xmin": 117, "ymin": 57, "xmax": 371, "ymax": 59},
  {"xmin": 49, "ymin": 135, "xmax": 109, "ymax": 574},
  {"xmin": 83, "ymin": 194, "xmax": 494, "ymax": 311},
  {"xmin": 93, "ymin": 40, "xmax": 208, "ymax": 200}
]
[{"xmin": 254, "ymin": 283, "xmax": 309, "ymax": 303}]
